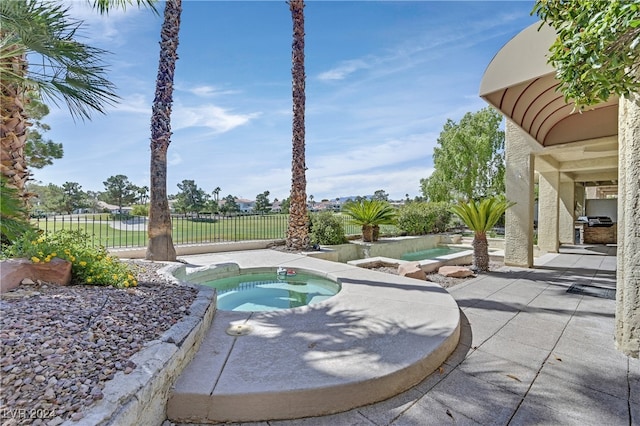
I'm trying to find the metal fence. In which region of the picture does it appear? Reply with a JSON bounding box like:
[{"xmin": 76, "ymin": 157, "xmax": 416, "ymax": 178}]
[{"xmin": 31, "ymin": 213, "xmax": 363, "ymax": 249}]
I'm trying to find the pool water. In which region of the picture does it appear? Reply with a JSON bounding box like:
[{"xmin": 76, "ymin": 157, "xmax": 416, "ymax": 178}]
[
  {"xmin": 203, "ymin": 272, "xmax": 340, "ymax": 312},
  {"xmin": 400, "ymin": 246, "xmax": 468, "ymax": 262}
]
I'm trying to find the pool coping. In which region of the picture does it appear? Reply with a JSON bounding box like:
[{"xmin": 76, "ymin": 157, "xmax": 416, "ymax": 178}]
[{"xmin": 165, "ymin": 250, "xmax": 461, "ymax": 423}]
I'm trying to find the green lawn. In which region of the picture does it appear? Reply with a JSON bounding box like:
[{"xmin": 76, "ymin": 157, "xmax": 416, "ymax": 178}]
[{"xmin": 30, "ymin": 213, "xmax": 400, "ymax": 248}]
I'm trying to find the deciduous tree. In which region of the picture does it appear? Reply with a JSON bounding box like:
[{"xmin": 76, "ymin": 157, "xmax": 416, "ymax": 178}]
[
  {"xmin": 533, "ymin": 0, "xmax": 640, "ymax": 108},
  {"xmin": 254, "ymin": 191, "xmax": 272, "ymax": 214},
  {"xmin": 62, "ymin": 181, "xmax": 87, "ymax": 214},
  {"xmin": 420, "ymin": 107, "xmax": 505, "ymax": 202},
  {"xmin": 103, "ymin": 175, "xmax": 137, "ymax": 213},
  {"xmin": 174, "ymin": 179, "xmax": 207, "ymax": 215}
]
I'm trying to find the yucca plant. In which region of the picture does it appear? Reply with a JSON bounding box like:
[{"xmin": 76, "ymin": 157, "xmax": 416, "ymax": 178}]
[
  {"xmin": 342, "ymin": 199, "xmax": 396, "ymax": 242},
  {"xmin": 450, "ymin": 197, "xmax": 514, "ymax": 272}
]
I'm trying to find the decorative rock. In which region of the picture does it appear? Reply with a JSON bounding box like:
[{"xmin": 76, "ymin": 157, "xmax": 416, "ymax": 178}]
[
  {"xmin": 0, "ymin": 258, "xmax": 72, "ymax": 293},
  {"xmin": 397, "ymin": 262, "xmax": 427, "ymax": 280},
  {"xmin": 438, "ymin": 265, "xmax": 475, "ymax": 278}
]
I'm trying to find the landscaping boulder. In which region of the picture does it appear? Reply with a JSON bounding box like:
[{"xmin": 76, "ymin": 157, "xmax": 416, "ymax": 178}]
[
  {"xmin": 438, "ymin": 265, "xmax": 474, "ymax": 278},
  {"xmin": 398, "ymin": 262, "xmax": 426, "ymax": 280},
  {"xmin": 0, "ymin": 258, "xmax": 72, "ymax": 293}
]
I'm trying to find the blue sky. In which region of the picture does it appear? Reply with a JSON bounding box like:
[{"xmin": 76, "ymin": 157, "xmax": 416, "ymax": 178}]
[{"xmin": 33, "ymin": 1, "xmax": 539, "ymax": 202}]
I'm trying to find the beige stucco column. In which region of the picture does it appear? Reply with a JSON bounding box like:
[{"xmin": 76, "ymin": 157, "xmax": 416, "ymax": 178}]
[
  {"xmin": 558, "ymin": 178, "xmax": 575, "ymax": 245},
  {"xmin": 538, "ymin": 171, "xmax": 560, "ymax": 253},
  {"xmin": 615, "ymin": 91, "xmax": 640, "ymax": 358},
  {"xmin": 504, "ymin": 121, "xmax": 536, "ymax": 267}
]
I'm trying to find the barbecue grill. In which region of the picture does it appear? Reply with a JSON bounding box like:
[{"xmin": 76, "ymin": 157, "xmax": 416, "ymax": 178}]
[{"xmin": 577, "ymin": 216, "xmax": 614, "ymax": 227}]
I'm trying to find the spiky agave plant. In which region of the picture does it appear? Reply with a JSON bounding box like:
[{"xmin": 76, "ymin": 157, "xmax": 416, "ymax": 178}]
[{"xmin": 450, "ymin": 197, "xmax": 514, "ymax": 272}]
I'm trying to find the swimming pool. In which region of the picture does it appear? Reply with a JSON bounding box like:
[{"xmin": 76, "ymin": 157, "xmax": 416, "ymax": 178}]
[
  {"xmin": 202, "ymin": 270, "xmax": 340, "ymax": 312},
  {"xmin": 400, "ymin": 246, "xmax": 468, "ymax": 262}
]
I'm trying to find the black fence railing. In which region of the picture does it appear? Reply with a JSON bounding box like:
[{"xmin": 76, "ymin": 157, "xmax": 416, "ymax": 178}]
[{"xmin": 31, "ymin": 213, "xmax": 364, "ymax": 249}]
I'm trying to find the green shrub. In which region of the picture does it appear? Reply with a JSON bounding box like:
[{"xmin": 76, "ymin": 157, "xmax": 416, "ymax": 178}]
[
  {"xmin": 131, "ymin": 204, "xmax": 149, "ymax": 216},
  {"xmin": 397, "ymin": 202, "xmax": 452, "ymax": 235},
  {"xmin": 1, "ymin": 177, "xmax": 35, "ymax": 245},
  {"xmin": 309, "ymin": 211, "xmax": 347, "ymax": 245},
  {"xmin": 2, "ymin": 230, "xmax": 138, "ymax": 288}
]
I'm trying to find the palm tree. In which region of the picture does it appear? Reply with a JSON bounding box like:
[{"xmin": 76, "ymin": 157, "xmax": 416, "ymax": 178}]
[
  {"xmin": 450, "ymin": 197, "xmax": 515, "ymax": 272},
  {"xmin": 145, "ymin": 0, "xmax": 181, "ymax": 261},
  {"xmin": 285, "ymin": 0, "xmax": 309, "ymax": 251},
  {"xmin": 343, "ymin": 199, "xmax": 396, "ymax": 242},
  {"xmin": 0, "ymin": 0, "xmax": 155, "ymax": 201}
]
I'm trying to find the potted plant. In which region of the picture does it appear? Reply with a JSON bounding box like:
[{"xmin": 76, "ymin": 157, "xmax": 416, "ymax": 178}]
[{"xmin": 342, "ymin": 199, "xmax": 396, "ymax": 242}]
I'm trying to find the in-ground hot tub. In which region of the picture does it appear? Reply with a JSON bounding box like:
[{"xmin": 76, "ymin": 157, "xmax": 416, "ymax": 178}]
[
  {"xmin": 165, "ymin": 251, "xmax": 461, "ymax": 424},
  {"xmin": 199, "ymin": 268, "xmax": 341, "ymax": 312}
]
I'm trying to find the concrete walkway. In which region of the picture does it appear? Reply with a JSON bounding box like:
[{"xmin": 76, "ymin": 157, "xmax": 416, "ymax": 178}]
[{"xmin": 173, "ymin": 246, "xmax": 639, "ymax": 426}]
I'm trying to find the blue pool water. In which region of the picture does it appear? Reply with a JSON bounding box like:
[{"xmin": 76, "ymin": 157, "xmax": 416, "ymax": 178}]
[
  {"xmin": 203, "ymin": 271, "xmax": 340, "ymax": 312},
  {"xmin": 400, "ymin": 246, "xmax": 468, "ymax": 262}
]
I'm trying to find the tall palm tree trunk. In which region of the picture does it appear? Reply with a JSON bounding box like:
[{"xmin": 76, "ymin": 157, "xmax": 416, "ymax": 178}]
[
  {"xmin": 0, "ymin": 52, "xmax": 29, "ymax": 202},
  {"xmin": 473, "ymin": 231, "xmax": 490, "ymax": 272},
  {"xmin": 285, "ymin": 0, "xmax": 309, "ymax": 251},
  {"xmin": 146, "ymin": 0, "xmax": 180, "ymax": 261}
]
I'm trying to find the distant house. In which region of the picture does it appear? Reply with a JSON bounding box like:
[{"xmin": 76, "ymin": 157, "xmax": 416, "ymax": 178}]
[
  {"xmin": 96, "ymin": 201, "xmax": 133, "ymax": 215},
  {"xmin": 271, "ymin": 200, "xmax": 282, "ymax": 213},
  {"xmin": 235, "ymin": 198, "xmax": 254, "ymax": 213}
]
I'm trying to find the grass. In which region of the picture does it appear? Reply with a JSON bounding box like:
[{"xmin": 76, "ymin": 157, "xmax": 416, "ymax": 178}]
[{"xmin": 30, "ymin": 213, "xmax": 402, "ymax": 249}]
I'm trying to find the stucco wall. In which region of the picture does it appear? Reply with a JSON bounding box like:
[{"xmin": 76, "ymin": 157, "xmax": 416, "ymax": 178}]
[{"xmin": 615, "ymin": 90, "xmax": 640, "ymax": 358}]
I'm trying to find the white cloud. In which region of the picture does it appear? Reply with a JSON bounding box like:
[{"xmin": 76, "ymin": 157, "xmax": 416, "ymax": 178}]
[
  {"xmin": 172, "ymin": 102, "xmax": 261, "ymax": 133},
  {"xmin": 65, "ymin": 0, "xmax": 154, "ymax": 46},
  {"xmin": 106, "ymin": 93, "xmax": 151, "ymax": 115},
  {"xmin": 180, "ymin": 85, "xmax": 240, "ymax": 98},
  {"xmin": 308, "ymin": 134, "xmax": 436, "ymax": 179},
  {"xmin": 168, "ymin": 153, "xmax": 182, "ymax": 166},
  {"xmin": 317, "ymin": 59, "xmax": 372, "ymax": 81}
]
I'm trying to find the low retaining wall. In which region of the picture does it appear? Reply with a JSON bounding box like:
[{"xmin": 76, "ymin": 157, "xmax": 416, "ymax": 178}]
[
  {"xmin": 65, "ymin": 286, "xmax": 217, "ymax": 426},
  {"xmin": 109, "ymin": 240, "xmax": 284, "ymax": 259}
]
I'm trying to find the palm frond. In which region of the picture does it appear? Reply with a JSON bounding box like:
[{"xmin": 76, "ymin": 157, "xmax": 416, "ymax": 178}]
[
  {"xmin": 0, "ymin": 0, "xmax": 119, "ymax": 120},
  {"xmin": 450, "ymin": 197, "xmax": 515, "ymax": 233}
]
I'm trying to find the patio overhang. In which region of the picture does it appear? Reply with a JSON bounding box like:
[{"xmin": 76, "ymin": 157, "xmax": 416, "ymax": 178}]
[
  {"xmin": 479, "ymin": 22, "xmax": 619, "ymax": 187},
  {"xmin": 480, "ymin": 22, "xmax": 619, "ymax": 148}
]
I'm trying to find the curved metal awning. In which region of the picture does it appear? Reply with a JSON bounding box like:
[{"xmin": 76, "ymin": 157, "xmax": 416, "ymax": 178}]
[{"xmin": 479, "ymin": 22, "xmax": 618, "ymax": 148}]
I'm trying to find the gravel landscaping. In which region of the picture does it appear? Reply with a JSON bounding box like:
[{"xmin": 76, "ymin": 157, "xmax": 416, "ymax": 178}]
[{"xmin": 0, "ymin": 261, "xmax": 197, "ymax": 425}]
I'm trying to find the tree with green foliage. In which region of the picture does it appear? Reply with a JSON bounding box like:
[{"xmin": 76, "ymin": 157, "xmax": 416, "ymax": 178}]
[
  {"xmin": 24, "ymin": 94, "xmax": 63, "ymax": 170},
  {"xmin": 533, "ymin": 0, "xmax": 640, "ymax": 108},
  {"xmin": 372, "ymin": 189, "xmax": 389, "ymax": 201},
  {"xmin": 421, "ymin": 107, "xmax": 505, "ymax": 203},
  {"xmin": 220, "ymin": 195, "xmax": 240, "ymax": 215},
  {"xmin": 450, "ymin": 197, "xmax": 514, "ymax": 272},
  {"xmin": 396, "ymin": 202, "xmax": 452, "ymax": 236},
  {"xmin": 61, "ymin": 182, "xmax": 87, "ymax": 214},
  {"xmin": 27, "ymin": 182, "xmax": 64, "ymax": 214},
  {"xmin": 0, "ymin": 177, "xmax": 34, "ymax": 245},
  {"xmin": 174, "ymin": 179, "xmax": 207, "ymax": 215},
  {"xmin": 280, "ymin": 197, "xmax": 291, "ymax": 214},
  {"xmin": 254, "ymin": 191, "xmax": 272, "ymax": 214},
  {"xmin": 309, "ymin": 211, "xmax": 347, "ymax": 245},
  {"xmin": 0, "ymin": 0, "xmax": 155, "ymax": 200},
  {"xmin": 103, "ymin": 175, "xmax": 137, "ymax": 213}
]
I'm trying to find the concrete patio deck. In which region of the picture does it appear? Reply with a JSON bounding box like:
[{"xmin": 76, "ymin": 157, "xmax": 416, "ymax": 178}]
[
  {"xmin": 168, "ymin": 245, "xmax": 639, "ymax": 426},
  {"xmin": 166, "ymin": 250, "xmax": 461, "ymax": 423}
]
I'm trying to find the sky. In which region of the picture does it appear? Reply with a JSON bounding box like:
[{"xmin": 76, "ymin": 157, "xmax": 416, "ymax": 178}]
[{"xmin": 31, "ymin": 0, "xmax": 540, "ymax": 202}]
